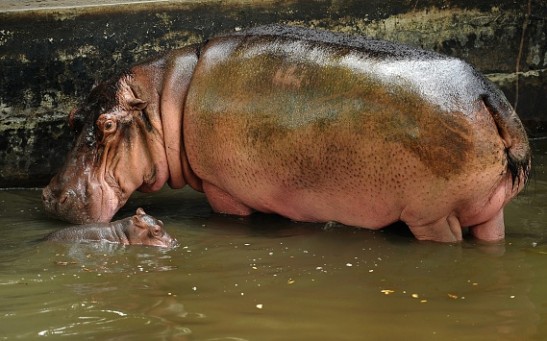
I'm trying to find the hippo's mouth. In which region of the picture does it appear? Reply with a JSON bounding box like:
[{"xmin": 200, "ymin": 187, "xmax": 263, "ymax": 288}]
[{"xmin": 154, "ymin": 235, "xmax": 179, "ymax": 248}]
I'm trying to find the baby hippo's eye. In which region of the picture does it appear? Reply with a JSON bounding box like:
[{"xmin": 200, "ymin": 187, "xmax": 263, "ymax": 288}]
[
  {"xmin": 148, "ymin": 225, "xmax": 162, "ymax": 237},
  {"xmin": 153, "ymin": 225, "xmax": 162, "ymax": 236}
]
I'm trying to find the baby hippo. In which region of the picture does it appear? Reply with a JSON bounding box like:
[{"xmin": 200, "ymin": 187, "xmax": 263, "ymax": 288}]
[{"xmin": 45, "ymin": 208, "xmax": 177, "ymax": 248}]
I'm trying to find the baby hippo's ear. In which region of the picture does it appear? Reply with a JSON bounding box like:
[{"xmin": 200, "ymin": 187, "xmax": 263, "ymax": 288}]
[{"xmin": 132, "ymin": 211, "xmax": 148, "ymax": 230}]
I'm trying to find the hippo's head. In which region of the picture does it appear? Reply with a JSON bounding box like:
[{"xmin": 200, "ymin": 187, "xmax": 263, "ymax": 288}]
[
  {"xmin": 42, "ymin": 72, "xmax": 169, "ymax": 224},
  {"xmin": 127, "ymin": 208, "xmax": 178, "ymax": 248}
]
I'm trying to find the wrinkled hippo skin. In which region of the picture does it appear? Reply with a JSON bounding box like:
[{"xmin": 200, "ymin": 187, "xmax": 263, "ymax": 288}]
[
  {"xmin": 44, "ymin": 208, "xmax": 177, "ymax": 247},
  {"xmin": 42, "ymin": 25, "xmax": 531, "ymax": 242}
]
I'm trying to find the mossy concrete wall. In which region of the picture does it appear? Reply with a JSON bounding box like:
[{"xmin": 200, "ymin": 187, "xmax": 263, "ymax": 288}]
[{"xmin": 0, "ymin": 0, "xmax": 545, "ymax": 187}]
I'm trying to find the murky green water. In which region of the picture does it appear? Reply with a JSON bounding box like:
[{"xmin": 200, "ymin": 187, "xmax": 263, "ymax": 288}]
[{"xmin": 1, "ymin": 139, "xmax": 547, "ymax": 340}]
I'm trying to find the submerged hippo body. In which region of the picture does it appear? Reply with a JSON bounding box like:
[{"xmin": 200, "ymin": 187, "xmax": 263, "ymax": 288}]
[
  {"xmin": 45, "ymin": 208, "xmax": 177, "ymax": 247},
  {"xmin": 42, "ymin": 25, "xmax": 530, "ymax": 242}
]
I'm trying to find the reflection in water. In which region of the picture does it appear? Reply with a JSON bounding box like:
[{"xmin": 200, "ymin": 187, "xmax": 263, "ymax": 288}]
[{"xmin": 0, "ymin": 140, "xmax": 546, "ymax": 339}]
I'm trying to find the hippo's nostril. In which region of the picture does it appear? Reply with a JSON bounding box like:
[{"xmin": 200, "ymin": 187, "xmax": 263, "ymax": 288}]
[{"xmin": 59, "ymin": 189, "xmax": 77, "ymax": 205}]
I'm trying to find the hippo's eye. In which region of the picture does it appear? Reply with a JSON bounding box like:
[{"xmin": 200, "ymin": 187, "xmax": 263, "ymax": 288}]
[
  {"xmin": 97, "ymin": 114, "xmax": 118, "ymax": 137},
  {"xmin": 153, "ymin": 226, "xmax": 162, "ymax": 236},
  {"xmin": 104, "ymin": 120, "xmax": 116, "ymax": 133}
]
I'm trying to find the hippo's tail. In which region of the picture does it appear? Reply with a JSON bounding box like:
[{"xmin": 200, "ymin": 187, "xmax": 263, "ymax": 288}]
[{"xmin": 481, "ymin": 83, "xmax": 531, "ymax": 190}]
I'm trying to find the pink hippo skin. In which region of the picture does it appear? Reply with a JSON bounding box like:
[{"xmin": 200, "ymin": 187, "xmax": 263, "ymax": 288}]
[
  {"xmin": 42, "ymin": 25, "xmax": 530, "ymax": 242},
  {"xmin": 45, "ymin": 208, "xmax": 177, "ymax": 247}
]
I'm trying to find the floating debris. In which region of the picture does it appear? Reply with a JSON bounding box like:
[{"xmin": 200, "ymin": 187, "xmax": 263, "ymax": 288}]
[{"xmin": 54, "ymin": 261, "xmax": 77, "ymax": 266}]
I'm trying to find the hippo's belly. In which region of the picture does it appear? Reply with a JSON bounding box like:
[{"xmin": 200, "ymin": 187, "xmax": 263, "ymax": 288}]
[{"xmin": 183, "ymin": 36, "xmax": 507, "ymax": 229}]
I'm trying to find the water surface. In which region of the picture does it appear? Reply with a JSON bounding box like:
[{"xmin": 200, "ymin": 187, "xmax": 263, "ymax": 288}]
[{"xmin": 1, "ymin": 139, "xmax": 546, "ymax": 340}]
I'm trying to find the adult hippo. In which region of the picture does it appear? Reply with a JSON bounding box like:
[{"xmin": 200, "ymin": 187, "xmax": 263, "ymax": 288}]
[{"xmin": 42, "ymin": 25, "xmax": 530, "ymax": 242}]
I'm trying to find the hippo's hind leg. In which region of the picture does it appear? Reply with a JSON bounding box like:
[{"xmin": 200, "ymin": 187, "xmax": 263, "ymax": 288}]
[
  {"xmin": 469, "ymin": 210, "xmax": 505, "ymax": 242},
  {"xmin": 407, "ymin": 214, "xmax": 463, "ymax": 242},
  {"xmin": 202, "ymin": 182, "xmax": 254, "ymax": 216}
]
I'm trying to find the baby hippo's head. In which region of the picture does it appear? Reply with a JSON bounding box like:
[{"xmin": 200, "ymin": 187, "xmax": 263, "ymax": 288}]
[{"xmin": 127, "ymin": 208, "xmax": 178, "ymax": 248}]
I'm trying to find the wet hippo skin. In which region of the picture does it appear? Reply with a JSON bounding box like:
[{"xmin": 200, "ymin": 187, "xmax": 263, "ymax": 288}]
[
  {"xmin": 44, "ymin": 208, "xmax": 177, "ymax": 247},
  {"xmin": 42, "ymin": 25, "xmax": 531, "ymax": 242}
]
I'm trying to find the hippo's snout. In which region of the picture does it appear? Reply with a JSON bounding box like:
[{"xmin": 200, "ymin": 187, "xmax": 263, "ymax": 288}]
[
  {"xmin": 159, "ymin": 232, "xmax": 179, "ymax": 248},
  {"xmin": 42, "ymin": 182, "xmax": 96, "ymax": 224},
  {"xmin": 145, "ymin": 231, "xmax": 178, "ymax": 248},
  {"xmin": 157, "ymin": 222, "xmax": 179, "ymax": 248},
  {"xmin": 42, "ymin": 186, "xmax": 66, "ymax": 217},
  {"xmin": 42, "ymin": 187, "xmax": 73, "ymax": 208},
  {"xmin": 166, "ymin": 236, "xmax": 179, "ymax": 248},
  {"xmin": 42, "ymin": 154, "xmax": 124, "ymax": 225}
]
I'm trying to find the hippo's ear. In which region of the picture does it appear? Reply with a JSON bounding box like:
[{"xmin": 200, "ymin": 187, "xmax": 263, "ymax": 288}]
[
  {"xmin": 119, "ymin": 78, "xmax": 147, "ymax": 111},
  {"xmin": 136, "ymin": 207, "xmax": 146, "ymax": 216},
  {"xmin": 131, "ymin": 214, "xmax": 148, "ymax": 230},
  {"xmin": 128, "ymin": 97, "xmax": 147, "ymax": 111}
]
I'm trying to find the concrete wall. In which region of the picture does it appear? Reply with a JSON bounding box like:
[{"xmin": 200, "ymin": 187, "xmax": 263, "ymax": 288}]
[{"xmin": 0, "ymin": 0, "xmax": 545, "ymax": 187}]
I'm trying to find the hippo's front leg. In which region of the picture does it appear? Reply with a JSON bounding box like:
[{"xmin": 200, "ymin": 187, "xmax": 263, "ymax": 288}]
[
  {"xmin": 202, "ymin": 182, "xmax": 254, "ymax": 216},
  {"xmin": 469, "ymin": 210, "xmax": 505, "ymax": 241},
  {"xmin": 407, "ymin": 214, "xmax": 463, "ymax": 242}
]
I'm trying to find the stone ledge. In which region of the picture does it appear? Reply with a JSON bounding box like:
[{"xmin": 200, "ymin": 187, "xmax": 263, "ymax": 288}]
[{"xmin": 1, "ymin": 0, "xmax": 545, "ymax": 187}]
